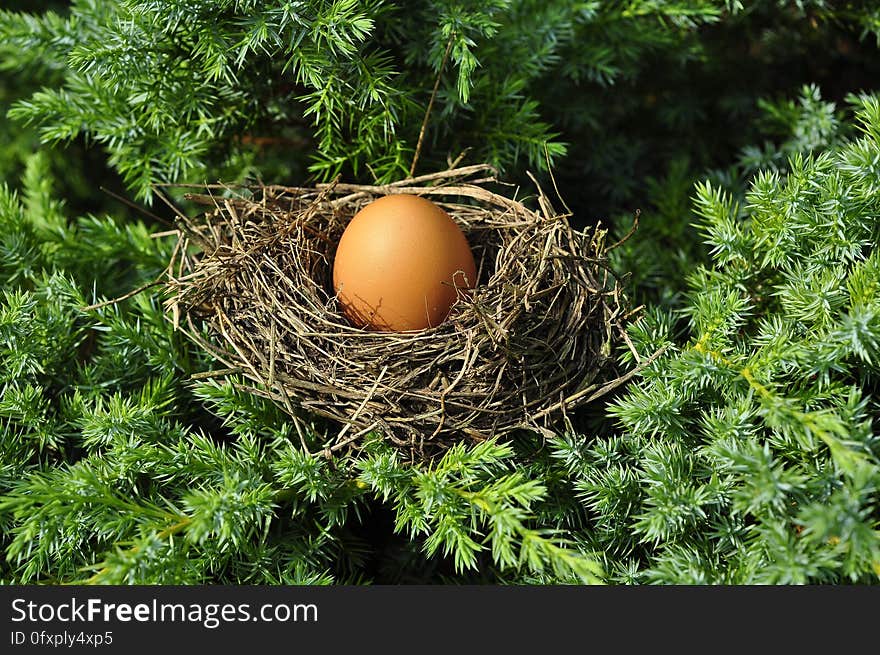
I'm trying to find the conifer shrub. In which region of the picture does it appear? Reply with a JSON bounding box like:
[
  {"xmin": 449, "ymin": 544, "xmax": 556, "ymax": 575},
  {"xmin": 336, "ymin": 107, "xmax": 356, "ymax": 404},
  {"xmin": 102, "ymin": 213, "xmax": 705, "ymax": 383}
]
[
  {"xmin": 576, "ymin": 94, "xmax": 880, "ymax": 583},
  {"xmin": 1, "ymin": 2, "xmax": 880, "ymax": 584},
  {"xmin": 5, "ymin": 1, "xmax": 880, "ymax": 214}
]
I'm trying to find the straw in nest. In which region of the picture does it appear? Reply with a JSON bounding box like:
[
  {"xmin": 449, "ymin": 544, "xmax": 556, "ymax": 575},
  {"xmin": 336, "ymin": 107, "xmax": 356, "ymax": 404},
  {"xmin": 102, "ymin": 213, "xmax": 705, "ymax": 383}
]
[{"xmin": 164, "ymin": 165, "xmax": 645, "ymax": 458}]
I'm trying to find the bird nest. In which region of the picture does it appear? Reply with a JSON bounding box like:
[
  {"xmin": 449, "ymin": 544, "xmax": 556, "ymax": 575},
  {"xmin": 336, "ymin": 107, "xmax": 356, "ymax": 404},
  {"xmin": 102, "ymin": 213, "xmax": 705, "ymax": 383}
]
[{"xmin": 164, "ymin": 164, "xmax": 640, "ymax": 458}]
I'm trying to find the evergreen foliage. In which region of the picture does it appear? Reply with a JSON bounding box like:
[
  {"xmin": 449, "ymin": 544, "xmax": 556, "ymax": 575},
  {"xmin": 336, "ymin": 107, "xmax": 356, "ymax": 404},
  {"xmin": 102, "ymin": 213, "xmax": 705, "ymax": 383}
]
[
  {"xmin": 7, "ymin": 1, "xmax": 880, "ymax": 210},
  {"xmin": 1, "ymin": 2, "xmax": 880, "ymax": 584},
  {"xmin": 585, "ymin": 93, "xmax": 880, "ymax": 583}
]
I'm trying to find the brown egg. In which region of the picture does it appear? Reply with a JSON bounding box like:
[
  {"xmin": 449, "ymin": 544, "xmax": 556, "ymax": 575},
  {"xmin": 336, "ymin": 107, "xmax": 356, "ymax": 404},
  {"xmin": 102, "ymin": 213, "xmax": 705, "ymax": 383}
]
[{"xmin": 332, "ymin": 194, "xmax": 476, "ymax": 331}]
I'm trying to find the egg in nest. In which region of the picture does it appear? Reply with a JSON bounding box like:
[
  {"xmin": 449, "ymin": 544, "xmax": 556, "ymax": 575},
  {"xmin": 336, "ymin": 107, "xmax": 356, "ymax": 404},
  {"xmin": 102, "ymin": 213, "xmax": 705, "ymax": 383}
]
[{"xmin": 332, "ymin": 194, "xmax": 477, "ymax": 331}]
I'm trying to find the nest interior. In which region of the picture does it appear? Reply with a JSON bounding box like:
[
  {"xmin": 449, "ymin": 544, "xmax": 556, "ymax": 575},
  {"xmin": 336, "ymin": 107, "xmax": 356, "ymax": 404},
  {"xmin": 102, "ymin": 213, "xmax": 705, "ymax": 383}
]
[{"xmin": 165, "ymin": 165, "xmax": 636, "ymax": 458}]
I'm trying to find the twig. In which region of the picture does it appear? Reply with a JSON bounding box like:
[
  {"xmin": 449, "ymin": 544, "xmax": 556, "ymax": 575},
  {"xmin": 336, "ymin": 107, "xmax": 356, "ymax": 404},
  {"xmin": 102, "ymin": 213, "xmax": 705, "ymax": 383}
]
[
  {"xmin": 189, "ymin": 367, "xmax": 244, "ymax": 380},
  {"xmin": 409, "ymin": 35, "xmax": 454, "ymax": 178},
  {"xmin": 606, "ymin": 208, "xmax": 640, "ymax": 252},
  {"xmin": 100, "ymin": 186, "xmax": 174, "ymax": 227},
  {"xmin": 151, "ymin": 229, "xmax": 181, "ymax": 239},
  {"xmin": 530, "ymin": 344, "xmax": 670, "ymax": 421},
  {"xmin": 82, "ymin": 279, "xmax": 165, "ymax": 311},
  {"xmin": 543, "ymin": 143, "xmax": 572, "ymax": 218},
  {"xmin": 333, "ymin": 366, "xmax": 388, "ymax": 443}
]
